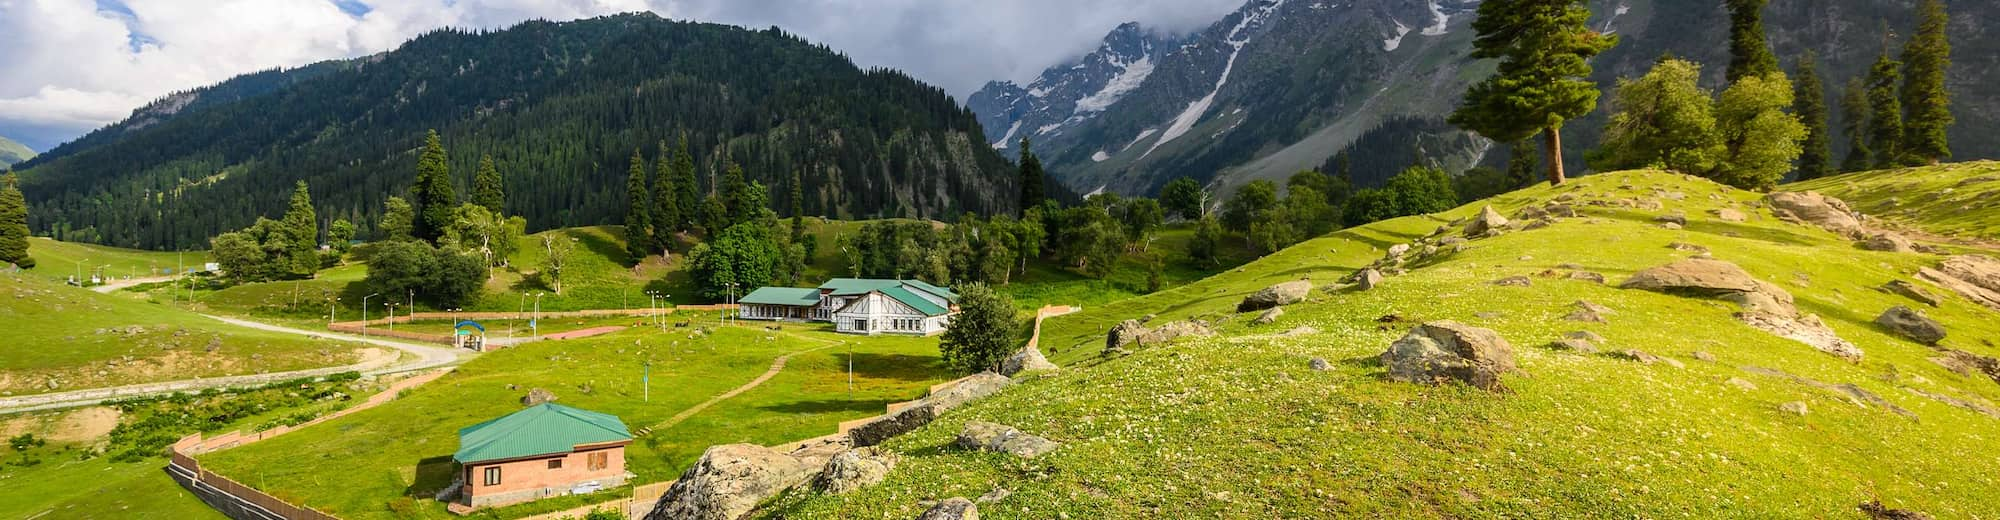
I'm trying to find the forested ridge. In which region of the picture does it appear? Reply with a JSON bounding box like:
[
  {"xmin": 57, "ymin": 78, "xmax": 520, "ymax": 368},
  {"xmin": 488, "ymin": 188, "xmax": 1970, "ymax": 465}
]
[{"xmin": 16, "ymin": 13, "xmax": 1039, "ymax": 250}]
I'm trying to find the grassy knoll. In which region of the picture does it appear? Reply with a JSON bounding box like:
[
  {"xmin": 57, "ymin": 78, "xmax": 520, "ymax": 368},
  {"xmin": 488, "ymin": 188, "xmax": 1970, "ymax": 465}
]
[
  {"xmin": 0, "ymin": 446, "xmax": 223, "ymax": 520},
  {"xmin": 1789, "ymin": 160, "xmax": 2000, "ymax": 240},
  {"xmin": 17, "ymin": 237, "xmax": 208, "ymax": 283},
  {"xmin": 765, "ymin": 169, "xmax": 2000, "ymax": 518},
  {"xmin": 0, "ymin": 272, "xmax": 369, "ymax": 396},
  {"xmin": 201, "ymin": 318, "xmax": 953, "ymax": 519}
]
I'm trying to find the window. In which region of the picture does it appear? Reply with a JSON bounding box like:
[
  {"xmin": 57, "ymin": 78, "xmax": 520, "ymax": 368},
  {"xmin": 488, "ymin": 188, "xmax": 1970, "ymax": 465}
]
[
  {"xmin": 547, "ymin": 459, "xmax": 563, "ymax": 470},
  {"xmin": 854, "ymin": 319, "xmax": 869, "ymax": 331},
  {"xmin": 483, "ymin": 466, "xmax": 502, "ymax": 486},
  {"xmin": 587, "ymin": 451, "xmax": 609, "ymax": 471}
]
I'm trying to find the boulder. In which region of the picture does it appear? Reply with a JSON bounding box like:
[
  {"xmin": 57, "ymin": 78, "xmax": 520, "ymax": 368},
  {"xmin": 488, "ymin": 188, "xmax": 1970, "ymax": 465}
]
[
  {"xmin": 999, "ymin": 345, "xmax": 1057, "ymax": 376},
  {"xmin": 1565, "ymin": 330, "xmax": 1607, "ymax": 344},
  {"xmin": 1875, "ymin": 306, "xmax": 1947, "ymax": 345},
  {"xmin": 955, "ymin": 422, "xmax": 1060, "ymax": 459},
  {"xmin": 1764, "ymin": 191, "xmax": 1863, "ymax": 236},
  {"xmin": 1922, "ymin": 255, "xmax": 2000, "ymax": 311},
  {"xmin": 1860, "ymin": 500, "xmax": 1935, "ymax": 520},
  {"xmin": 1308, "ymin": 357, "xmax": 1332, "ymax": 371},
  {"xmin": 1564, "ymin": 300, "xmax": 1614, "ymax": 323},
  {"xmin": 1613, "ymin": 349, "xmax": 1684, "ymax": 368},
  {"xmin": 1655, "ymin": 214, "xmax": 1688, "ymax": 226},
  {"xmin": 1880, "ymin": 280, "xmax": 1942, "ymax": 307},
  {"xmin": 1492, "ymin": 276, "xmax": 1532, "ymax": 287},
  {"xmin": 1134, "ymin": 321, "xmax": 1214, "ymax": 345},
  {"xmin": 1721, "ymin": 280, "xmax": 1798, "ymax": 316},
  {"xmin": 1238, "ymin": 280, "xmax": 1312, "ymax": 312},
  {"xmin": 648, "ymin": 444, "xmax": 814, "ymax": 520},
  {"xmin": 1355, "ymin": 268, "xmax": 1385, "ymax": 290},
  {"xmin": 1712, "ymin": 208, "xmax": 1748, "ymax": 223},
  {"xmin": 1779, "ymin": 401, "xmax": 1810, "ymax": 415},
  {"xmin": 1252, "ymin": 306, "xmax": 1284, "ymax": 325},
  {"xmin": 520, "ymin": 388, "xmax": 557, "ymax": 406},
  {"xmin": 1379, "ymin": 321, "xmax": 1518, "ymax": 392},
  {"xmin": 849, "ymin": 373, "xmax": 1011, "ymax": 447},
  {"xmin": 1550, "ymin": 338, "xmax": 1598, "ymax": 354},
  {"xmin": 812, "ymin": 448, "xmax": 899, "ymax": 495},
  {"xmin": 1725, "ymin": 377, "xmax": 1759, "ymax": 390},
  {"xmin": 1105, "ymin": 319, "xmax": 1148, "ymax": 351},
  {"xmin": 1567, "ymin": 271, "xmax": 1607, "ymax": 284},
  {"xmin": 1464, "ymin": 206, "xmax": 1509, "ymax": 236},
  {"xmin": 1387, "ymin": 244, "xmax": 1411, "ymax": 258},
  {"xmin": 916, "ymin": 498, "xmax": 980, "ymax": 520},
  {"xmin": 1621, "ymin": 258, "xmax": 1761, "ymax": 295},
  {"xmin": 1861, "ymin": 233, "xmax": 1914, "ymax": 253}
]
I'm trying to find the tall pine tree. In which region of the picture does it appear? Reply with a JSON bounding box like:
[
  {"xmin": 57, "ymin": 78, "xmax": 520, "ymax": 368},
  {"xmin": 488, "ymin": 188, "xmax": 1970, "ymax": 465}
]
[
  {"xmin": 789, "ymin": 169, "xmax": 806, "ymax": 244},
  {"xmin": 1864, "ymin": 51, "xmax": 1905, "ymax": 169},
  {"xmin": 672, "ymin": 135, "xmax": 701, "ymax": 232},
  {"xmin": 1725, "ymin": 0, "xmax": 1780, "ymax": 82},
  {"xmin": 623, "ymin": 150, "xmax": 653, "ymax": 262},
  {"xmin": 1899, "ymin": 0, "xmax": 1952, "ymax": 165},
  {"xmin": 413, "ymin": 129, "xmax": 457, "ymax": 243},
  {"xmin": 650, "ymin": 142, "xmax": 679, "ymax": 254},
  {"xmin": 472, "ymin": 154, "xmax": 505, "ymax": 214},
  {"xmin": 1449, "ymin": 0, "xmax": 1617, "ymax": 186},
  {"xmin": 1017, "ymin": 138, "xmax": 1045, "ymax": 213},
  {"xmin": 1838, "ymin": 78, "xmax": 1873, "ymax": 173},
  {"xmin": 1792, "ymin": 52, "xmax": 1833, "ymax": 181},
  {"xmin": 281, "ymin": 181, "xmax": 319, "ymax": 277},
  {"xmin": 0, "ymin": 172, "xmax": 31, "ymax": 269}
]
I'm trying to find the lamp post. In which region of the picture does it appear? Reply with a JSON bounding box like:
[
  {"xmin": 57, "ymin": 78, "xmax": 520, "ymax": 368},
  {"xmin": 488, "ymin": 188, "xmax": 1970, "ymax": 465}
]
[
  {"xmin": 360, "ymin": 293, "xmax": 380, "ymax": 336},
  {"xmin": 724, "ymin": 282, "xmax": 739, "ymax": 326},
  {"xmin": 386, "ymin": 302, "xmax": 399, "ymax": 331},
  {"xmin": 329, "ymin": 296, "xmax": 341, "ymax": 325},
  {"xmin": 532, "ymin": 292, "xmax": 545, "ymax": 338}
]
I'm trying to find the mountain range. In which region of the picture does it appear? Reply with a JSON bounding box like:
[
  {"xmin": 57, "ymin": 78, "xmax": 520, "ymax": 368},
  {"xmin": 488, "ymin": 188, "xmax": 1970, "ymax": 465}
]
[{"xmin": 973, "ymin": 0, "xmax": 2000, "ymax": 197}]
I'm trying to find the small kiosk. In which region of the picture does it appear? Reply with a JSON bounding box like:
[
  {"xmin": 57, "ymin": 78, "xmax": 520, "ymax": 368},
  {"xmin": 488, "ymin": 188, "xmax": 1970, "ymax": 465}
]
[{"xmin": 455, "ymin": 321, "xmax": 488, "ymax": 351}]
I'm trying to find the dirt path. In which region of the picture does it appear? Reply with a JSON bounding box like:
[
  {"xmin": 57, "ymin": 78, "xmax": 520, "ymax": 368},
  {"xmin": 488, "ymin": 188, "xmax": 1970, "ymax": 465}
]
[
  {"xmin": 637, "ymin": 342, "xmax": 837, "ymax": 436},
  {"xmin": 89, "ymin": 275, "xmax": 178, "ymax": 294}
]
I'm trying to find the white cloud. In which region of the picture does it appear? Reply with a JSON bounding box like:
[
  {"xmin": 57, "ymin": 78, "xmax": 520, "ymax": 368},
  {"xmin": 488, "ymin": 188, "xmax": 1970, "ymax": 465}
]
[{"xmin": 0, "ymin": 0, "xmax": 1243, "ymax": 151}]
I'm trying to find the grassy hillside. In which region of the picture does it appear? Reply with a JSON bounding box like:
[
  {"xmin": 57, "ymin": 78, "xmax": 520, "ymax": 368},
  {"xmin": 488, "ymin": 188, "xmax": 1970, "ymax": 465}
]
[
  {"xmin": 766, "ymin": 169, "xmax": 2000, "ymax": 518},
  {"xmin": 0, "ymin": 135, "xmax": 31, "ymax": 166},
  {"xmin": 0, "ymin": 272, "xmax": 369, "ymax": 396},
  {"xmin": 20, "ymin": 237, "xmax": 208, "ymax": 283},
  {"xmin": 201, "ymin": 318, "xmax": 953, "ymax": 519},
  {"xmin": 1788, "ymin": 161, "xmax": 2000, "ymax": 241}
]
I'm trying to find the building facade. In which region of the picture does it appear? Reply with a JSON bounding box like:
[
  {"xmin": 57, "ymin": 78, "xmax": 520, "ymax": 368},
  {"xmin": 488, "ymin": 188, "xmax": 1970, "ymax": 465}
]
[
  {"xmin": 739, "ymin": 278, "xmax": 958, "ymax": 336},
  {"xmin": 453, "ymin": 403, "xmax": 634, "ymax": 509}
]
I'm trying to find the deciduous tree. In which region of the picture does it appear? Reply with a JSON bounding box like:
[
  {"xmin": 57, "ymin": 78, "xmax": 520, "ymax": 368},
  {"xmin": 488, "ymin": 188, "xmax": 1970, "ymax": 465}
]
[{"xmin": 939, "ymin": 283, "xmax": 1020, "ymax": 374}]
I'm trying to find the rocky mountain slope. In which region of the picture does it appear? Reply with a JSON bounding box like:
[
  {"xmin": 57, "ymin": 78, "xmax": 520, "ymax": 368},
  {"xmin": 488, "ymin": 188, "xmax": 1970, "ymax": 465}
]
[
  {"xmin": 14, "ymin": 13, "xmax": 1030, "ymax": 250},
  {"xmin": 968, "ymin": 22, "xmax": 1183, "ymax": 158},
  {"xmin": 755, "ymin": 168, "xmax": 2000, "ymax": 518},
  {"xmin": 978, "ymin": 0, "xmax": 2000, "ymax": 199}
]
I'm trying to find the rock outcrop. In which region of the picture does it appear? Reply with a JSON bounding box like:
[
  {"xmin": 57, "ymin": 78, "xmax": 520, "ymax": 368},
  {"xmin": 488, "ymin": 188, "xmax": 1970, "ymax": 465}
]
[
  {"xmin": 1624, "ymin": 258, "xmax": 1862, "ymax": 362},
  {"xmin": 1880, "ymin": 280, "xmax": 1943, "ymax": 307},
  {"xmin": 648, "ymin": 444, "xmax": 814, "ymax": 520},
  {"xmin": 1764, "ymin": 191, "xmax": 1863, "ymax": 236},
  {"xmin": 1355, "ymin": 268, "xmax": 1384, "ymax": 290},
  {"xmin": 1238, "ymin": 280, "xmax": 1312, "ymax": 312},
  {"xmin": 1105, "ymin": 320, "xmax": 1147, "ymax": 350},
  {"xmin": 1918, "ymin": 255, "xmax": 2000, "ymax": 311},
  {"xmin": 1252, "ymin": 306, "xmax": 1284, "ymax": 325},
  {"xmin": 1464, "ymin": 206, "xmax": 1509, "ymax": 236},
  {"xmin": 520, "ymin": 388, "xmax": 557, "ymax": 406},
  {"xmin": 954, "ymin": 421, "xmax": 1061, "ymax": 459},
  {"xmin": 849, "ymin": 373, "xmax": 1012, "ymax": 447},
  {"xmin": 811, "ymin": 447, "xmax": 899, "ymax": 495},
  {"xmin": 1379, "ymin": 321, "xmax": 1518, "ymax": 392},
  {"xmin": 1875, "ymin": 306, "xmax": 1947, "ymax": 345},
  {"xmin": 1861, "ymin": 232, "xmax": 1914, "ymax": 253},
  {"xmin": 1105, "ymin": 320, "xmax": 1214, "ymax": 354},
  {"xmin": 1621, "ymin": 258, "xmax": 1762, "ymax": 294},
  {"xmin": 916, "ymin": 498, "xmax": 980, "ymax": 520},
  {"xmin": 999, "ymin": 345, "xmax": 1057, "ymax": 376}
]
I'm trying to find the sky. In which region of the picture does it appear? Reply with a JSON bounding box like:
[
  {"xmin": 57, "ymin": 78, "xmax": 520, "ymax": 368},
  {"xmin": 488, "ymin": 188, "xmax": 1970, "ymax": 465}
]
[{"xmin": 0, "ymin": 0, "xmax": 1245, "ymax": 152}]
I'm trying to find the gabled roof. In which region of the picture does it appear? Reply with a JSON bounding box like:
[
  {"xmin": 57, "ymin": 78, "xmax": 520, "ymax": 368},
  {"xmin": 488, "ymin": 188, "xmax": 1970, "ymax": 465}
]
[
  {"xmin": 900, "ymin": 279, "xmax": 959, "ymax": 301},
  {"xmin": 819, "ymin": 278, "xmax": 958, "ymax": 302},
  {"xmin": 455, "ymin": 403, "xmax": 631, "ymax": 464},
  {"xmin": 739, "ymin": 286, "xmax": 821, "ymax": 307},
  {"xmin": 880, "ymin": 286, "xmax": 951, "ymax": 316}
]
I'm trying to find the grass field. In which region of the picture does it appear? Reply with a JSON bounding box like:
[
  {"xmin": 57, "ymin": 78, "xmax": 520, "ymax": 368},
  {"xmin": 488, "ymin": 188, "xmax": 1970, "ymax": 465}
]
[
  {"xmin": 200, "ymin": 317, "xmax": 953, "ymax": 519},
  {"xmin": 765, "ymin": 169, "xmax": 2000, "ymax": 518},
  {"xmin": 1789, "ymin": 160, "xmax": 2000, "ymax": 240},
  {"xmin": 16, "ymin": 237, "xmax": 208, "ymax": 284},
  {"xmin": 0, "ymin": 272, "xmax": 370, "ymax": 396}
]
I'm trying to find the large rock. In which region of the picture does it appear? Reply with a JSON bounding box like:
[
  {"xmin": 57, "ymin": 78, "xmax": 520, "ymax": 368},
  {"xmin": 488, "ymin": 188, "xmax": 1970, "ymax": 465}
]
[
  {"xmin": 647, "ymin": 444, "xmax": 813, "ymax": 520},
  {"xmin": 954, "ymin": 421, "xmax": 1061, "ymax": 459},
  {"xmin": 1875, "ymin": 306, "xmax": 1947, "ymax": 345},
  {"xmin": 1621, "ymin": 258, "xmax": 1762, "ymax": 295},
  {"xmin": 916, "ymin": 498, "xmax": 979, "ymax": 520},
  {"xmin": 520, "ymin": 388, "xmax": 557, "ymax": 406},
  {"xmin": 1464, "ymin": 206, "xmax": 1509, "ymax": 236},
  {"xmin": 1880, "ymin": 280, "xmax": 1943, "ymax": 307},
  {"xmin": 999, "ymin": 345, "xmax": 1058, "ymax": 376},
  {"xmin": 1252, "ymin": 306, "xmax": 1284, "ymax": 325},
  {"xmin": 849, "ymin": 373, "xmax": 1012, "ymax": 447},
  {"xmin": 1918, "ymin": 255, "xmax": 2000, "ymax": 311},
  {"xmin": 1238, "ymin": 280, "xmax": 1312, "ymax": 312},
  {"xmin": 1105, "ymin": 319, "xmax": 1147, "ymax": 351},
  {"xmin": 811, "ymin": 447, "xmax": 899, "ymax": 495},
  {"xmin": 1861, "ymin": 232, "xmax": 1914, "ymax": 253},
  {"xmin": 1133, "ymin": 320, "xmax": 1214, "ymax": 345},
  {"xmin": 1379, "ymin": 321, "xmax": 1518, "ymax": 392},
  {"xmin": 1355, "ymin": 268, "xmax": 1385, "ymax": 291},
  {"xmin": 1764, "ymin": 191, "xmax": 1863, "ymax": 236}
]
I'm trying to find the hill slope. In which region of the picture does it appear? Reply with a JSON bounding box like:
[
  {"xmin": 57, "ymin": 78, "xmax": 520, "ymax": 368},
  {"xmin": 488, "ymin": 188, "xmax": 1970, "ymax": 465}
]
[
  {"xmin": 15, "ymin": 13, "xmax": 1032, "ymax": 250},
  {"xmin": 0, "ymin": 135, "xmax": 32, "ymax": 167},
  {"xmin": 1788, "ymin": 161, "xmax": 2000, "ymax": 241},
  {"xmin": 767, "ymin": 169, "xmax": 2000, "ymax": 518}
]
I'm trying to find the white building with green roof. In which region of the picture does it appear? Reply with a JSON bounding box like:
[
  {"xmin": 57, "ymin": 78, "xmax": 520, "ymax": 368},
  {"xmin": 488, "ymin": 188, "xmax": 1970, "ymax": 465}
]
[{"xmin": 738, "ymin": 278, "xmax": 959, "ymax": 336}]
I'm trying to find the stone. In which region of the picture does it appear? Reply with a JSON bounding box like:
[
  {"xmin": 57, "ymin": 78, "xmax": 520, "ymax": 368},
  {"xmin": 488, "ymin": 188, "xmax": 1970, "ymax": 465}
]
[
  {"xmin": 1880, "ymin": 280, "xmax": 1943, "ymax": 307},
  {"xmin": 1565, "ymin": 330, "xmax": 1607, "ymax": 344},
  {"xmin": 1764, "ymin": 191, "xmax": 1863, "ymax": 236},
  {"xmin": 849, "ymin": 373, "xmax": 1011, "ymax": 447},
  {"xmin": 1134, "ymin": 321, "xmax": 1215, "ymax": 345},
  {"xmin": 1725, "ymin": 377, "xmax": 1758, "ymax": 390},
  {"xmin": 1238, "ymin": 280, "xmax": 1312, "ymax": 312},
  {"xmin": 1861, "ymin": 233, "xmax": 1914, "ymax": 253},
  {"xmin": 520, "ymin": 388, "xmax": 558, "ymax": 406},
  {"xmin": 1542, "ymin": 203, "xmax": 1578, "ymax": 218},
  {"xmin": 1693, "ymin": 351, "xmax": 1718, "ymax": 362},
  {"xmin": 1712, "ymin": 208, "xmax": 1748, "ymax": 223},
  {"xmin": 955, "ymin": 421, "xmax": 1060, "ymax": 458},
  {"xmin": 1567, "ymin": 271, "xmax": 1606, "ymax": 284},
  {"xmin": 1860, "ymin": 500, "xmax": 1934, "ymax": 520},
  {"xmin": 1621, "ymin": 258, "xmax": 1762, "ymax": 295},
  {"xmin": 1379, "ymin": 321, "xmax": 1518, "ymax": 392},
  {"xmin": 1931, "ymin": 349, "xmax": 2000, "ymax": 385},
  {"xmin": 1614, "ymin": 349, "xmax": 1684, "ymax": 368},
  {"xmin": 999, "ymin": 345, "xmax": 1057, "ymax": 376},
  {"xmin": 1721, "ymin": 280, "xmax": 1799, "ymax": 316},
  {"xmin": 1105, "ymin": 320, "xmax": 1147, "ymax": 351},
  {"xmin": 1387, "ymin": 244, "xmax": 1411, "ymax": 257},
  {"xmin": 1492, "ymin": 276, "xmax": 1532, "ymax": 287},
  {"xmin": 812, "ymin": 448, "xmax": 899, "ymax": 495},
  {"xmin": 1667, "ymin": 242, "xmax": 1710, "ymax": 254},
  {"xmin": 1655, "ymin": 214, "xmax": 1688, "ymax": 226},
  {"xmin": 1778, "ymin": 401, "xmax": 1809, "ymax": 415},
  {"xmin": 975, "ymin": 488, "xmax": 1010, "ymax": 503},
  {"xmin": 1252, "ymin": 306, "xmax": 1284, "ymax": 325},
  {"xmin": 1919, "ymin": 255, "xmax": 2000, "ymax": 311},
  {"xmin": 1550, "ymin": 338, "xmax": 1598, "ymax": 354},
  {"xmin": 916, "ymin": 498, "xmax": 980, "ymax": 520},
  {"xmin": 1308, "ymin": 357, "xmax": 1332, "ymax": 371},
  {"xmin": 1464, "ymin": 205, "xmax": 1510, "ymax": 236},
  {"xmin": 1564, "ymin": 300, "xmax": 1614, "ymax": 323},
  {"xmin": 649, "ymin": 443, "xmax": 814, "ymax": 520},
  {"xmin": 1355, "ymin": 268, "xmax": 1385, "ymax": 290},
  {"xmin": 1875, "ymin": 306, "xmax": 1947, "ymax": 345}
]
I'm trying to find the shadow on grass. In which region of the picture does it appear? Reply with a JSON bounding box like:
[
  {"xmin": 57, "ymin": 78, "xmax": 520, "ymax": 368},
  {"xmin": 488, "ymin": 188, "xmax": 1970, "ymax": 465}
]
[
  {"xmin": 569, "ymin": 228, "xmax": 632, "ymax": 268},
  {"xmin": 405, "ymin": 454, "xmax": 457, "ymax": 498},
  {"xmin": 755, "ymin": 398, "xmax": 901, "ymax": 415},
  {"xmin": 821, "ymin": 352, "xmax": 947, "ymax": 383}
]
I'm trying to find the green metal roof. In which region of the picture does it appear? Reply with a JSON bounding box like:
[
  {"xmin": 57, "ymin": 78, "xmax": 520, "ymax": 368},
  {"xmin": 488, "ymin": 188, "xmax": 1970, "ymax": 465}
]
[
  {"xmin": 878, "ymin": 286, "xmax": 951, "ymax": 316},
  {"xmin": 900, "ymin": 279, "xmax": 959, "ymax": 301},
  {"xmin": 455, "ymin": 403, "xmax": 632, "ymax": 464},
  {"xmin": 818, "ymin": 278, "xmax": 902, "ymax": 296},
  {"xmin": 739, "ymin": 286, "xmax": 821, "ymax": 306}
]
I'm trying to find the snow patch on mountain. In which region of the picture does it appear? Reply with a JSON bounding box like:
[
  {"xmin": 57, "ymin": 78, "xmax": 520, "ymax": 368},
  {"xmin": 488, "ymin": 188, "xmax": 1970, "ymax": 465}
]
[
  {"xmin": 1074, "ymin": 55, "xmax": 1155, "ymax": 113},
  {"xmin": 1420, "ymin": 0, "xmax": 1450, "ymax": 36},
  {"xmin": 992, "ymin": 120, "xmax": 1023, "ymax": 149},
  {"xmin": 1602, "ymin": 4, "xmax": 1630, "ymax": 34},
  {"xmin": 1383, "ymin": 21, "xmax": 1411, "ymax": 51},
  {"xmin": 1092, "ymin": 150, "xmax": 1112, "ymax": 162},
  {"xmin": 1146, "ymin": 0, "xmax": 1287, "ymax": 158}
]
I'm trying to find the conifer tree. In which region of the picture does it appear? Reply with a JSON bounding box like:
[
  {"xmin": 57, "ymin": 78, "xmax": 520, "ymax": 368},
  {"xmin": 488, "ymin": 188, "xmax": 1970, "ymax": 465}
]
[
  {"xmin": 623, "ymin": 150, "xmax": 653, "ymax": 262},
  {"xmin": 413, "ymin": 130, "xmax": 457, "ymax": 242},
  {"xmin": 281, "ymin": 181, "xmax": 319, "ymax": 276},
  {"xmin": 1792, "ymin": 52, "xmax": 1834, "ymax": 181},
  {"xmin": 380, "ymin": 196, "xmax": 416, "ymax": 242},
  {"xmin": 0, "ymin": 172, "xmax": 32, "ymax": 269},
  {"xmin": 1839, "ymin": 78, "xmax": 1873, "ymax": 173},
  {"xmin": 1017, "ymin": 138, "xmax": 1046, "ymax": 213},
  {"xmin": 1864, "ymin": 52, "xmax": 1905, "ymax": 169},
  {"xmin": 471, "ymin": 155, "xmax": 505, "ymax": 214},
  {"xmin": 1725, "ymin": 0, "xmax": 1780, "ymax": 82},
  {"xmin": 672, "ymin": 135, "xmax": 700, "ymax": 232},
  {"xmin": 789, "ymin": 169, "xmax": 806, "ymax": 244},
  {"xmin": 1899, "ymin": 0, "xmax": 1952, "ymax": 165},
  {"xmin": 650, "ymin": 143, "xmax": 678, "ymax": 253},
  {"xmin": 1449, "ymin": 0, "xmax": 1617, "ymax": 186},
  {"xmin": 720, "ymin": 162, "xmax": 754, "ymax": 226}
]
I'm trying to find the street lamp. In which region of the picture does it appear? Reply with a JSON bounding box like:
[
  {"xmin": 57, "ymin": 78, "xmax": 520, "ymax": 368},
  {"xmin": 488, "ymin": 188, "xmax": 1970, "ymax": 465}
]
[
  {"xmin": 724, "ymin": 282, "xmax": 740, "ymax": 326},
  {"xmin": 329, "ymin": 296, "xmax": 341, "ymax": 325},
  {"xmin": 360, "ymin": 293, "xmax": 380, "ymax": 336},
  {"xmin": 532, "ymin": 292, "xmax": 545, "ymax": 338},
  {"xmin": 386, "ymin": 302, "xmax": 400, "ymax": 331}
]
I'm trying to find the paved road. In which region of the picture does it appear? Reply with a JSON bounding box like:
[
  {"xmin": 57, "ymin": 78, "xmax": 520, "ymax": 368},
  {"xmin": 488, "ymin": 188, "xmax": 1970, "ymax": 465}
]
[
  {"xmin": 0, "ymin": 314, "xmax": 469, "ymax": 415},
  {"xmin": 90, "ymin": 275, "xmax": 179, "ymax": 294}
]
